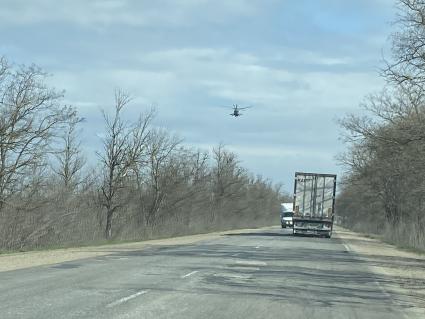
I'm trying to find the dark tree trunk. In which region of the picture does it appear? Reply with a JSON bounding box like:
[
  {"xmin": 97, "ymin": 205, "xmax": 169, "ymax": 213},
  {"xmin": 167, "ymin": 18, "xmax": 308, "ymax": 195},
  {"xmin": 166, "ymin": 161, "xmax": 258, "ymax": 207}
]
[{"xmin": 105, "ymin": 209, "xmax": 113, "ymax": 239}]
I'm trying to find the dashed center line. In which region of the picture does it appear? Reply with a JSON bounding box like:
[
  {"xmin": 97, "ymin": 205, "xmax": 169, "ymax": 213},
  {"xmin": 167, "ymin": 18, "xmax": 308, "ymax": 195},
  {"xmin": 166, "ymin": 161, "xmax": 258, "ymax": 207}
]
[
  {"xmin": 106, "ymin": 290, "xmax": 148, "ymax": 308},
  {"xmin": 181, "ymin": 270, "xmax": 199, "ymax": 278}
]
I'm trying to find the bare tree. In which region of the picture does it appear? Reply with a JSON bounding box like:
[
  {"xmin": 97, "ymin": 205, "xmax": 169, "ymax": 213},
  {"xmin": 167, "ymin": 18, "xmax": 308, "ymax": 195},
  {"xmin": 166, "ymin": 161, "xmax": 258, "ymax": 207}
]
[
  {"xmin": 98, "ymin": 90, "xmax": 152, "ymax": 239},
  {"xmin": 53, "ymin": 114, "xmax": 85, "ymax": 191},
  {"xmin": 335, "ymin": 1, "xmax": 425, "ymax": 250},
  {"xmin": 338, "ymin": 84, "xmax": 425, "ymax": 228},
  {"xmin": 0, "ymin": 57, "xmax": 75, "ymax": 209},
  {"xmin": 212, "ymin": 144, "xmax": 246, "ymax": 198},
  {"xmin": 384, "ymin": 0, "xmax": 425, "ymax": 85},
  {"xmin": 189, "ymin": 150, "xmax": 210, "ymax": 185},
  {"xmin": 143, "ymin": 129, "xmax": 182, "ymax": 226},
  {"xmin": 160, "ymin": 149, "xmax": 209, "ymax": 218}
]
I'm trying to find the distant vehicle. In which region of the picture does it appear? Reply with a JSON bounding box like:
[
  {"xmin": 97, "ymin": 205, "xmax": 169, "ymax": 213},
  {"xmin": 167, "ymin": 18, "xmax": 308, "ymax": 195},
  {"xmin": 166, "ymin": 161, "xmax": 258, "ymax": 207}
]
[
  {"xmin": 228, "ymin": 104, "xmax": 252, "ymax": 117},
  {"xmin": 280, "ymin": 203, "xmax": 294, "ymax": 228},
  {"xmin": 292, "ymin": 172, "xmax": 337, "ymax": 238}
]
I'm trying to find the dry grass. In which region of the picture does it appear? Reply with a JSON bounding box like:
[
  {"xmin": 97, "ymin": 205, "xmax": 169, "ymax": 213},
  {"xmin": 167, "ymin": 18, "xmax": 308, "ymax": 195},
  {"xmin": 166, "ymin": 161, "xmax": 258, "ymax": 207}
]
[
  {"xmin": 342, "ymin": 221, "xmax": 425, "ymax": 253},
  {"xmin": 383, "ymin": 222, "xmax": 425, "ymax": 252}
]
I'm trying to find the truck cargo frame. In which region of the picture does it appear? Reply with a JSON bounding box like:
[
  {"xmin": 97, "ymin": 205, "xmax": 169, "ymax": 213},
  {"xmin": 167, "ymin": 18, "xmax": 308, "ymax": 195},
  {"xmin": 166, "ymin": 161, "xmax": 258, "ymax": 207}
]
[{"xmin": 292, "ymin": 172, "xmax": 337, "ymax": 238}]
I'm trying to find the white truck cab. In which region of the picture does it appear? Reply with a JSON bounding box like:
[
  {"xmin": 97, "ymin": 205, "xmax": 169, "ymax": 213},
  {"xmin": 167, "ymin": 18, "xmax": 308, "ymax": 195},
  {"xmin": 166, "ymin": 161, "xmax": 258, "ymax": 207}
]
[{"xmin": 280, "ymin": 202, "xmax": 294, "ymax": 228}]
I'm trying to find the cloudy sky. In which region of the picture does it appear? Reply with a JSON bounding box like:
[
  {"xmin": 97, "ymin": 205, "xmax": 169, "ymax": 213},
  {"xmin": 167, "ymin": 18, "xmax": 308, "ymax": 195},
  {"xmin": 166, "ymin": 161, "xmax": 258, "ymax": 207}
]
[{"xmin": 0, "ymin": 0, "xmax": 397, "ymax": 191}]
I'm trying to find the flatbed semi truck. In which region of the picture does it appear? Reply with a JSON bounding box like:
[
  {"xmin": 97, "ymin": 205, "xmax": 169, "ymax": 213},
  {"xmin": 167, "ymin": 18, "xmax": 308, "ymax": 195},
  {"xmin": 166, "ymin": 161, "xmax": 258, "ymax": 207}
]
[{"xmin": 292, "ymin": 172, "xmax": 337, "ymax": 238}]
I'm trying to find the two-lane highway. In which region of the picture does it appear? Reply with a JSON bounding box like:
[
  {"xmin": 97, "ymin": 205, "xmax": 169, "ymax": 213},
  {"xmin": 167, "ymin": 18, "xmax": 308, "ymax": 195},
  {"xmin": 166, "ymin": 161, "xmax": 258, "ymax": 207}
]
[{"xmin": 0, "ymin": 227, "xmax": 423, "ymax": 318}]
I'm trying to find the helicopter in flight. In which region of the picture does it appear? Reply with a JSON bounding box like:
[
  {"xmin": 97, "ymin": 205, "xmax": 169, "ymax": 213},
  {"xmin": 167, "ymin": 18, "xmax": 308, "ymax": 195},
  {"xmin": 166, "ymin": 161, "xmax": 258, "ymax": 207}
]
[{"xmin": 228, "ymin": 104, "xmax": 252, "ymax": 117}]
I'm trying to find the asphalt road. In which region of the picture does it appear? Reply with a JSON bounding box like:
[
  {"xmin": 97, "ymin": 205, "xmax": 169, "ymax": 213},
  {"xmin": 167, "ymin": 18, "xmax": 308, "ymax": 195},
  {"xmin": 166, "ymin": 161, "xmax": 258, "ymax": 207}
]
[{"xmin": 0, "ymin": 227, "xmax": 423, "ymax": 318}]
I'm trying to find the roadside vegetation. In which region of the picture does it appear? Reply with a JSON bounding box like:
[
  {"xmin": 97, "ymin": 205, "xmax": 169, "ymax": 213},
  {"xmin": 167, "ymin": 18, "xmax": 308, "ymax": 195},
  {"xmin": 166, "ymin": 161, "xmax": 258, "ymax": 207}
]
[
  {"xmin": 0, "ymin": 57, "xmax": 287, "ymax": 251},
  {"xmin": 337, "ymin": 0, "xmax": 425, "ymax": 251}
]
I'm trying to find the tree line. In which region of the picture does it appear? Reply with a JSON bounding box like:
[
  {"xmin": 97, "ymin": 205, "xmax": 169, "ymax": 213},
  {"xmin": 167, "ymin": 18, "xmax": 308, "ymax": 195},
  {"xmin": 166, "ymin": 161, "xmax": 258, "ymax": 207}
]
[
  {"xmin": 336, "ymin": 0, "xmax": 425, "ymax": 250},
  {"xmin": 0, "ymin": 57, "xmax": 286, "ymax": 251}
]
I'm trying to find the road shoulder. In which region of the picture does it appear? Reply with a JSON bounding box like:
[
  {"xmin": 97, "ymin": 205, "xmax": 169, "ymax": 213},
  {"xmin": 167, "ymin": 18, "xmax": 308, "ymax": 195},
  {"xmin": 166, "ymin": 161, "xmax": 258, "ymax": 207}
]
[{"xmin": 335, "ymin": 226, "xmax": 425, "ymax": 315}]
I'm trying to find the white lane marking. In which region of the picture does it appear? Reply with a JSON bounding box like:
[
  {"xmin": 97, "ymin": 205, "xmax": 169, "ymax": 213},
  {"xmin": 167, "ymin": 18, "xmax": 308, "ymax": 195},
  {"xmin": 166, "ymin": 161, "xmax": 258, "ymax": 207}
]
[
  {"xmin": 255, "ymin": 246, "xmax": 260, "ymax": 249},
  {"xmin": 181, "ymin": 270, "xmax": 199, "ymax": 278},
  {"xmin": 235, "ymin": 260, "xmax": 267, "ymax": 266},
  {"xmin": 106, "ymin": 290, "xmax": 148, "ymax": 308},
  {"xmin": 342, "ymin": 242, "xmax": 352, "ymax": 252}
]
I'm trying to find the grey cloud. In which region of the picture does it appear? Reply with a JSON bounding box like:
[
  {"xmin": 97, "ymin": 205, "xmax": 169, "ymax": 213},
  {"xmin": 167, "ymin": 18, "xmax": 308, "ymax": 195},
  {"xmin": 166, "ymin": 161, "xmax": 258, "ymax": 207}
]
[{"xmin": 0, "ymin": 0, "xmax": 270, "ymax": 28}]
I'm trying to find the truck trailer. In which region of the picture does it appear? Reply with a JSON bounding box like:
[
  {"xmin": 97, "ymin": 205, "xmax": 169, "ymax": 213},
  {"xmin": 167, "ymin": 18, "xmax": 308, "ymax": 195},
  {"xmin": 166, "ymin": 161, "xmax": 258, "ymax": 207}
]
[{"xmin": 292, "ymin": 172, "xmax": 337, "ymax": 238}]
